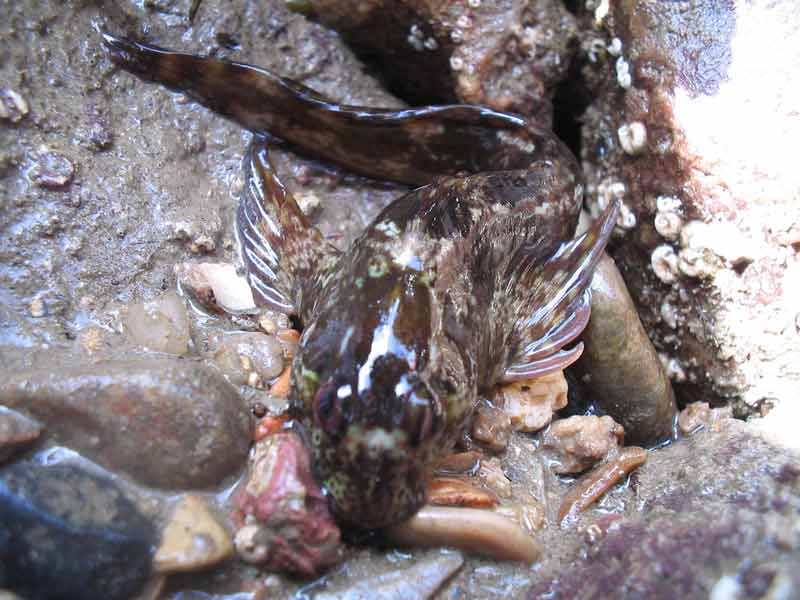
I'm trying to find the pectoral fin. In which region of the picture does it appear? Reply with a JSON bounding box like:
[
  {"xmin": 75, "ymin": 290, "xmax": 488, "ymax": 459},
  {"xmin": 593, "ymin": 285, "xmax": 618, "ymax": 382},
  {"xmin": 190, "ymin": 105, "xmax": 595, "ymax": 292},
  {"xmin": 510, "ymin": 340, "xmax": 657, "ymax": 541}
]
[
  {"xmin": 237, "ymin": 138, "xmax": 340, "ymax": 320},
  {"xmin": 501, "ymin": 201, "xmax": 619, "ymax": 382}
]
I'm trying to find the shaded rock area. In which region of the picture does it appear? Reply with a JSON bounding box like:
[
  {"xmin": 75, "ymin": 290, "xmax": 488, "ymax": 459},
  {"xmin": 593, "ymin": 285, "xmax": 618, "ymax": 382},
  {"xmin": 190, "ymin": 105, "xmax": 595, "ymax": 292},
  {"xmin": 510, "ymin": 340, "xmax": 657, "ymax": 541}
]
[
  {"xmin": 306, "ymin": 0, "xmax": 578, "ymax": 124},
  {"xmin": 575, "ymin": 0, "xmax": 800, "ymax": 417},
  {"xmin": 0, "ymin": 0, "xmax": 798, "ymax": 599},
  {"xmin": 0, "ymin": 456, "xmax": 156, "ymax": 600}
]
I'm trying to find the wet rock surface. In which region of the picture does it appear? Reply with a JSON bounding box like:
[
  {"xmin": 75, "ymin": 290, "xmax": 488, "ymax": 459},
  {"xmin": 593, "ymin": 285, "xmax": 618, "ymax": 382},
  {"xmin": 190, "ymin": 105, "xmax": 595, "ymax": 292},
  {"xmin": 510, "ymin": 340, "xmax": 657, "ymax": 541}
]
[
  {"xmin": 577, "ymin": 253, "xmax": 677, "ymax": 445},
  {"xmin": 307, "ymin": 0, "xmax": 578, "ymax": 123},
  {"xmin": 577, "ymin": 0, "xmax": 800, "ymax": 414},
  {"xmin": 0, "ymin": 456, "xmax": 156, "ymax": 600},
  {"xmin": 0, "ymin": 359, "xmax": 251, "ymax": 489},
  {"xmin": 0, "ymin": 0, "xmax": 798, "ymax": 598},
  {"xmin": 0, "ymin": 407, "xmax": 42, "ymax": 464}
]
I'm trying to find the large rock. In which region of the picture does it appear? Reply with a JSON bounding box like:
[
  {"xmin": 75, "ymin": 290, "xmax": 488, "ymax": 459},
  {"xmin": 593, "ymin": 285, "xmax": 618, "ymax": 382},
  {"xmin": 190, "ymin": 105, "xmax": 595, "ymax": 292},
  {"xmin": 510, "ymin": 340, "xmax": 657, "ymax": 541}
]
[
  {"xmin": 0, "ymin": 359, "xmax": 251, "ymax": 489},
  {"xmin": 307, "ymin": 0, "xmax": 577, "ymax": 124},
  {"xmin": 577, "ymin": 0, "xmax": 800, "ymax": 422},
  {"xmin": 0, "ymin": 456, "xmax": 157, "ymax": 600}
]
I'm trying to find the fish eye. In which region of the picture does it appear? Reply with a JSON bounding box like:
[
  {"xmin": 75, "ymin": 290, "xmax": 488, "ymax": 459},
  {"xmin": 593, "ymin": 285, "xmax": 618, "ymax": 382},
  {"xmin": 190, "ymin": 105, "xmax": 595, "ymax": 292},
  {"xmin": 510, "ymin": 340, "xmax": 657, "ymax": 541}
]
[
  {"xmin": 313, "ymin": 378, "xmax": 346, "ymax": 436},
  {"xmin": 397, "ymin": 377, "xmax": 440, "ymax": 447}
]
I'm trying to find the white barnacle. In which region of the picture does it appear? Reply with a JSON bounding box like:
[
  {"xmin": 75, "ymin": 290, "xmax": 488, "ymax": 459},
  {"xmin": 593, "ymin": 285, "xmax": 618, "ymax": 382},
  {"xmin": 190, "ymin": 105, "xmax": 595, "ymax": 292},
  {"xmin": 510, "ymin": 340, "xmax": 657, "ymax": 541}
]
[
  {"xmin": 615, "ymin": 56, "xmax": 632, "ymax": 89},
  {"xmin": 651, "ymin": 244, "xmax": 679, "ymax": 284},
  {"xmin": 607, "ymin": 37, "xmax": 623, "ymax": 57},
  {"xmin": 654, "ymin": 211, "xmax": 683, "ymax": 240},
  {"xmin": 617, "ymin": 121, "xmax": 647, "ymax": 155}
]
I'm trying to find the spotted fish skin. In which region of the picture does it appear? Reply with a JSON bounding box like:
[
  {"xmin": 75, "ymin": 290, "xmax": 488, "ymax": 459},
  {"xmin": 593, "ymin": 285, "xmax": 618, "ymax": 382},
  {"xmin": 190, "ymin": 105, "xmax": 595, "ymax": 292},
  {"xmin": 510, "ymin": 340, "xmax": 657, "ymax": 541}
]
[{"xmin": 102, "ymin": 33, "xmax": 618, "ymax": 529}]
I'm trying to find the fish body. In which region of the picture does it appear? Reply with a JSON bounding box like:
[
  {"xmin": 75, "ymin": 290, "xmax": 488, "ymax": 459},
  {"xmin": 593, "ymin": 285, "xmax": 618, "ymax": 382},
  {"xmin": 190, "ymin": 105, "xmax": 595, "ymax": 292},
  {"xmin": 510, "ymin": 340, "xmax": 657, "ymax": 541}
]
[{"xmin": 102, "ymin": 33, "xmax": 618, "ymax": 529}]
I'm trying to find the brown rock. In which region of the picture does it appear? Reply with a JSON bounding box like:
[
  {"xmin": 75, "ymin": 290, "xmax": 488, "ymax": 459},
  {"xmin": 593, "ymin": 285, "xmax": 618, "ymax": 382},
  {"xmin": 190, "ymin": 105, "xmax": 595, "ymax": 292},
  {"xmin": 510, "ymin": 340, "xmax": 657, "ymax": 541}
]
[
  {"xmin": 153, "ymin": 495, "xmax": 234, "ymax": 573},
  {"xmin": 0, "ymin": 360, "xmax": 251, "ymax": 489},
  {"xmin": 307, "ymin": 0, "xmax": 577, "ymax": 123},
  {"xmin": 471, "ymin": 403, "xmax": 512, "ymax": 452},
  {"xmin": 428, "ymin": 477, "xmax": 499, "ymax": 509},
  {"xmin": 576, "ymin": 253, "xmax": 677, "ymax": 445},
  {"xmin": 542, "ymin": 415, "xmax": 624, "ymax": 474},
  {"xmin": 0, "ymin": 407, "xmax": 42, "ymax": 463}
]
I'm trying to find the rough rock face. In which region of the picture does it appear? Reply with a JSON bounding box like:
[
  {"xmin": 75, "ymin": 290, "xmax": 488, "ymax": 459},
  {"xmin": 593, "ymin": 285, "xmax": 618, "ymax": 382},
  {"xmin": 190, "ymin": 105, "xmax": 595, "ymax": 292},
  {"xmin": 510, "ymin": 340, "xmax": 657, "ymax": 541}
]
[
  {"xmin": 307, "ymin": 0, "xmax": 578, "ymax": 124},
  {"xmin": 577, "ymin": 0, "xmax": 800, "ymax": 420}
]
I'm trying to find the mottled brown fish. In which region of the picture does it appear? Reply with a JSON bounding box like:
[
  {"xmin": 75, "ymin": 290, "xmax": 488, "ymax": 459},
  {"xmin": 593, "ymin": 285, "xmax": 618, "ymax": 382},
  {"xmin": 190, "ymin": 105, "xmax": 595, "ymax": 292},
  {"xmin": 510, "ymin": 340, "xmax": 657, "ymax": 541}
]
[{"xmin": 101, "ymin": 32, "xmax": 618, "ymax": 529}]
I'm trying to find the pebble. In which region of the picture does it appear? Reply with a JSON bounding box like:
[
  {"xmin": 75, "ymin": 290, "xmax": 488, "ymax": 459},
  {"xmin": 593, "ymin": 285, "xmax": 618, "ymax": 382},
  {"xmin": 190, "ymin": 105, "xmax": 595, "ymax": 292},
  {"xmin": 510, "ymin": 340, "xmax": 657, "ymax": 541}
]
[
  {"xmin": 28, "ymin": 150, "xmax": 74, "ymax": 189},
  {"xmin": 496, "ymin": 371, "xmax": 568, "ymax": 432},
  {"xmin": 233, "ymin": 432, "xmax": 341, "ymax": 575},
  {"xmin": 0, "ymin": 407, "xmax": 42, "ymax": 464},
  {"xmin": 557, "ymin": 446, "xmax": 647, "ymax": 525},
  {"xmin": 0, "ymin": 457, "xmax": 156, "ymax": 600},
  {"xmin": 542, "ymin": 415, "xmax": 625, "ymax": 474},
  {"xmin": 125, "ymin": 291, "xmax": 191, "ymax": 355},
  {"xmin": 0, "ymin": 88, "xmax": 28, "ymax": 123},
  {"xmin": 315, "ymin": 552, "xmax": 464, "ymax": 600},
  {"xmin": 28, "ymin": 297, "xmax": 46, "ymax": 318},
  {"xmin": 153, "ymin": 495, "xmax": 234, "ymax": 573},
  {"xmin": 428, "ymin": 477, "xmax": 499, "ymax": 508},
  {"xmin": 577, "ymin": 253, "xmax": 677, "ymax": 445},
  {"xmin": 214, "ymin": 331, "xmax": 284, "ymax": 388},
  {"xmin": 471, "ymin": 404, "xmax": 511, "ymax": 452},
  {"xmin": 176, "ymin": 262, "xmax": 257, "ymax": 314},
  {"xmin": 0, "ymin": 359, "xmax": 251, "ymax": 489}
]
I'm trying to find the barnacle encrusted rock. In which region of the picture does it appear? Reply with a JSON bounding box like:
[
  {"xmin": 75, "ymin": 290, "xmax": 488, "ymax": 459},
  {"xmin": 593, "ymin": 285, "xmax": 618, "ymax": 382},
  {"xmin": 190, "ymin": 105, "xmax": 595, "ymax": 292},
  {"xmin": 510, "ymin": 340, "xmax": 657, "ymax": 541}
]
[{"xmin": 578, "ymin": 0, "xmax": 800, "ymax": 424}]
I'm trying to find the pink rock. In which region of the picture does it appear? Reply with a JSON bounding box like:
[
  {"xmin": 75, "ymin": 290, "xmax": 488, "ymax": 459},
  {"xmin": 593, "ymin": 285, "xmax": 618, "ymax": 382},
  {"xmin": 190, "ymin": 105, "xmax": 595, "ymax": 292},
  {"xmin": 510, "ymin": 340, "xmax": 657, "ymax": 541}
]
[{"xmin": 233, "ymin": 431, "xmax": 341, "ymax": 576}]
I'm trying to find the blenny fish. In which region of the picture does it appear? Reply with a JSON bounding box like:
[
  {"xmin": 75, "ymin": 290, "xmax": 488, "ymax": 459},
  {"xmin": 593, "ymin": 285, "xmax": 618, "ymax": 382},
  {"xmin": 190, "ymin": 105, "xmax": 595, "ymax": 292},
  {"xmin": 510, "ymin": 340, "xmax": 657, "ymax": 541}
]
[{"xmin": 102, "ymin": 32, "xmax": 618, "ymax": 529}]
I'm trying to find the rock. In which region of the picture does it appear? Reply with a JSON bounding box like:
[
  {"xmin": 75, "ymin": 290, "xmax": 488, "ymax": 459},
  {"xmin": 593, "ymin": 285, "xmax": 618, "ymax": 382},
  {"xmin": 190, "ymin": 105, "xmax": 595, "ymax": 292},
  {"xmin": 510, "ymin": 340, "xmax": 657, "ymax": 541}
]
[
  {"xmin": 315, "ymin": 552, "xmax": 464, "ymax": 600},
  {"xmin": 557, "ymin": 446, "xmax": 647, "ymax": 525},
  {"xmin": 213, "ymin": 331, "xmax": 285, "ymax": 388},
  {"xmin": 154, "ymin": 495, "xmax": 234, "ymax": 573},
  {"xmin": 0, "ymin": 407, "xmax": 42, "ymax": 463},
  {"xmin": 471, "ymin": 403, "xmax": 512, "ymax": 452},
  {"xmin": 306, "ymin": 0, "xmax": 577, "ymax": 123},
  {"xmin": 0, "ymin": 359, "xmax": 251, "ymax": 489},
  {"xmin": 677, "ymin": 401, "xmax": 732, "ymax": 436},
  {"xmin": 496, "ymin": 371, "xmax": 568, "ymax": 433},
  {"xmin": 428, "ymin": 477, "xmax": 499, "ymax": 509},
  {"xmin": 579, "ymin": 0, "xmax": 800, "ymax": 416},
  {"xmin": 125, "ymin": 291, "xmax": 191, "ymax": 355},
  {"xmin": 176, "ymin": 262, "xmax": 257, "ymax": 314},
  {"xmin": 575, "ymin": 253, "xmax": 677, "ymax": 445},
  {"xmin": 0, "ymin": 88, "xmax": 28, "ymax": 123},
  {"xmin": 0, "ymin": 456, "xmax": 156, "ymax": 600},
  {"xmin": 28, "ymin": 149, "xmax": 74, "ymax": 189},
  {"xmin": 233, "ymin": 431, "xmax": 341, "ymax": 575},
  {"xmin": 541, "ymin": 415, "xmax": 624, "ymax": 474}
]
